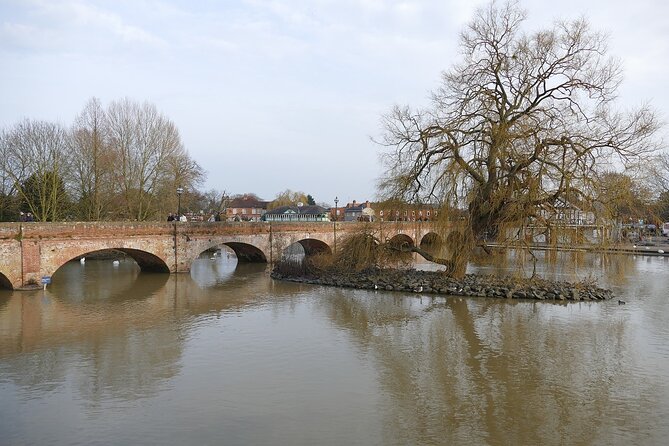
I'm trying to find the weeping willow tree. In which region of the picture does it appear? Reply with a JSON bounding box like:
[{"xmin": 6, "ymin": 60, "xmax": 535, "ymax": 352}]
[{"xmin": 378, "ymin": 1, "xmax": 660, "ymax": 278}]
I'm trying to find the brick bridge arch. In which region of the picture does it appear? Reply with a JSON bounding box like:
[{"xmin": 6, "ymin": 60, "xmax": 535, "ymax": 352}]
[
  {"xmin": 189, "ymin": 236, "xmax": 333, "ymax": 265},
  {"xmin": 0, "ymin": 221, "xmax": 437, "ymax": 290},
  {"xmin": 52, "ymin": 248, "xmax": 170, "ymax": 277},
  {"xmin": 420, "ymin": 232, "xmax": 443, "ymax": 248},
  {"xmin": 218, "ymin": 242, "xmax": 268, "ymax": 263},
  {"xmin": 297, "ymin": 238, "xmax": 332, "ymax": 256},
  {"xmin": 388, "ymin": 233, "xmax": 415, "ymax": 249}
]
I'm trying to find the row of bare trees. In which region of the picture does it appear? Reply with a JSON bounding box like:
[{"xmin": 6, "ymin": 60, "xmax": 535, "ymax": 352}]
[{"xmin": 0, "ymin": 98, "xmax": 204, "ymax": 221}]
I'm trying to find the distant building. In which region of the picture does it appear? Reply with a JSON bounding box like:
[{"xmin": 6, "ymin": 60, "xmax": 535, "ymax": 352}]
[
  {"xmin": 225, "ymin": 195, "xmax": 269, "ymax": 221},
  {"xmin": 374, "ymin": 202, "xmax": 438, "ymax": 222},
  {"xmin": 343, "ymin": 200, "xmax": 375, "ymax": 221},
  {"xmin": 540, "ymin": 197, "xmax": 595, "ymax": 225},
  {"xmin": 330, "ymin": 205, "xmax": 344, "ymax": 221},
  {"xmin": 264, "ymin": 204, "xmax": 330, "ymax": 222}
]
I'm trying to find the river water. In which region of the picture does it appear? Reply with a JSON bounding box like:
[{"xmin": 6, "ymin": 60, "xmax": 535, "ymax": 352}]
[{"xmin": 1, "ymin": 251, "xmax": 668, "ymax": 445}]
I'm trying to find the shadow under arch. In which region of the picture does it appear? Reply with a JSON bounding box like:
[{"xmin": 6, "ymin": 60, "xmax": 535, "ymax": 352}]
[
  {"xmin": 100, "ymin": 248, "xmax": 170, "ymax": 273},
  {"xmin": 51, "ymin": 248, "xmax": 169, "ymax": 278},
  {"xmin": 0, "ymin": 271, "xmax": 13, "ymax": 290},
  {"xmin": 222, "ymin": 242, "xmax": 267, "ymax": 263},
  {"xmin": 388, "ymin": 233, "xmax": 415, "ymax": 249},
  {"xmin": 298, "ymin": 238, "xmax": 332, "ymax": 256},
  {"xmin": 420, "ymin": 232, "xmax": 443, "ymax": 249}
]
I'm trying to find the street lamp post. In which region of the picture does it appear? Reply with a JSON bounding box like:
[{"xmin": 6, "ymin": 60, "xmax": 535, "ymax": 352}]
[
  {"xmin": 334, "ymin": 196, "xmax": 339, "ymax": 254},
  {"xmin": 177, "ymin": 186, "xmax": 184, "ymax": 219}
]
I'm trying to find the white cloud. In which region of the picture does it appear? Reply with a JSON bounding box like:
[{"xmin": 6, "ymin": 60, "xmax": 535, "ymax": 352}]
[
  {"xmin": 394, "ymin": 1, "xmax": 422, "ymax": 17},
  {"xmin": 1, "ymin": 21, "xmax": 64, "ymax": 50},
  {"xmin": 25, "ymin": 0, "xmax": 168, "ymax": 49},
  {"xmin": 357, "ymin": 0, "xmax": 387, "ymax": 13},
  {"xmin": 69, "ymin": 3, "xmax": 166, "ymax": 47}
]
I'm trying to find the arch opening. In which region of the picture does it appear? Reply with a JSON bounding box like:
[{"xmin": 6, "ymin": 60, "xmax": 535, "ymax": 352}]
[
  {"xmin": 420, "ymin": 232, "xmax": 443, "ymax": 249},
  {"xmin": 198, "ymin": 245, "xmax": 237, "ymax": 261},
  {"xmin": 298, "ymin": 238, "xmax": 332, "ymax": 257},
  {"xmin": 282, "ymin": 242, "xmax": 306, "ymax": 263},
  {"xmin": 192, "ymin": 245, "xmax": 241, "ymax": 286},
  {"xmin": 224, "ymin": 242, "xmax": 267, "ymax": 263},
  {"xmin": 113, "ymin": 248, "xmax": 170, "ymax": 273},
  {"xmin": 0, "ymin": 272, "xmax": 13, "ymax": 290},
  {"xmin": 388, "ymin": 234, "xmax": 415, "ymax": 250},
  {"xmin": 63, "ymin": 248, "xmax": 169, "ymax": 274},
  {"xmin": 282, "ymin": 239, "xmax": 332, "ymax": 263}
]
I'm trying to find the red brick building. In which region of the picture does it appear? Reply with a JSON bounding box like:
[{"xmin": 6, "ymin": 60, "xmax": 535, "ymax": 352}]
[
  {"xmin": 225, "ymin": 195, "xmax": 269, "ymax": 221},
  {"xmin": 328, "ymin": 200, "xmax": 374, "ymax": 221},
  {"xmin": 328, "ymin": 200, "xmax": 440, "ymax": 222},
  {"xmin": 374, "ymin": 202, "xmax": 438, "ymax": 222}
]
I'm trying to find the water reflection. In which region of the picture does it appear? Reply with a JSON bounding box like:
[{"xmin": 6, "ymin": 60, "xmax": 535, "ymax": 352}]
[
  {"xmin": 190, "ymin": 247, "xmax": 239, "ymax": 286},
  {"xmin": 51, "ymin": 258, "xmax": 168, "ymax": 303},
  {"xmin": 0, "ymin": 253, "xmax": 668, "ymax": 445},
  {"xmin": 323, "ymin": 288, "xmax": 664, "ymax": 445}
]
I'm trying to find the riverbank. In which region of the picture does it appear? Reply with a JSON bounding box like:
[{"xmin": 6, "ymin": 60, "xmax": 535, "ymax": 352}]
[
  {"xmin": 487, "ymin": 236, "xmax": 669, "ymax": 257},
  {"xmin": 271, "ymin": 267, "xmax": 613, "ymax": 301}
]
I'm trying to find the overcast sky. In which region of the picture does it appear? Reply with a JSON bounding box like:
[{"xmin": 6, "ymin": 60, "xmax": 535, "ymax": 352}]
[{"xmin": 1, "ymin": 0, "xmax": 667, "ymax": 206}]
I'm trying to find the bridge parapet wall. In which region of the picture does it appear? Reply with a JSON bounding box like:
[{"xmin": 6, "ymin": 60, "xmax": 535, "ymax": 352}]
[{"xmin": 15, "ymin": 222, "xmax": 175, "ymax": 239}]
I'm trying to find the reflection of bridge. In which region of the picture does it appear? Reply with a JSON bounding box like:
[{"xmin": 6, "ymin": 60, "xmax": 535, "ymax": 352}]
[{"xmin": 0, "ymin": 221, "xmax": 439, "ymax": 290}]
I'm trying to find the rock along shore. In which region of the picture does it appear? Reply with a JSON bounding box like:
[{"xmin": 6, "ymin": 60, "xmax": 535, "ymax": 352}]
[{"xmin": 271, "ymin": 268, "xmax": 613, "ymax": 301}]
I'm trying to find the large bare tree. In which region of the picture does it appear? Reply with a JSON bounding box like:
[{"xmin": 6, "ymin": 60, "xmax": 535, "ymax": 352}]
[
  {"xmin": 0, "ymin": 133, "xmax": 20, "ymax": 221},
  {"xmin": 647, "ymin": 152, "xmax": 669, "ymax": 194},
  {"xmin": 106, "ymin": 98, "xmax": 203, "ymax": 220},
  {"xmin": 593, "ymin": 172, "xmax": 652, "ymax": 223},
  {"xmin": 378, "ymin": 1, "xmax": 660, "ymax": 277},
  {"xmin": 71, "ymin": 97, "xmax": 115, "ymax": 220},
  {"xmin": 158, "ymin": 145, "xmax": 205, "ymax": 217},
  {"xmin": 642, "ymin": 152, "xmax": 669, "ymax": 222},
  {"xmin": 2, "ymin": 119, "xmax": 72, "ymax": 221}
]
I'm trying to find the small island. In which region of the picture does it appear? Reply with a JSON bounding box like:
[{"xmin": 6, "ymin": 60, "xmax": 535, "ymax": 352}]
[
  {"xmin": 271, "ymin": 266, "xmax": 613, "ymax": 302},
  {"xmin": 271, "ymin": 231, "xmax": 614, "ymax": 302}
]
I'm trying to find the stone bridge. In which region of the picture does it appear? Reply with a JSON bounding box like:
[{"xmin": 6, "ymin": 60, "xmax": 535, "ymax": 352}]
[{"xmin": 0, "ymin": 221, "xmax": 440, "ymax": 290}]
